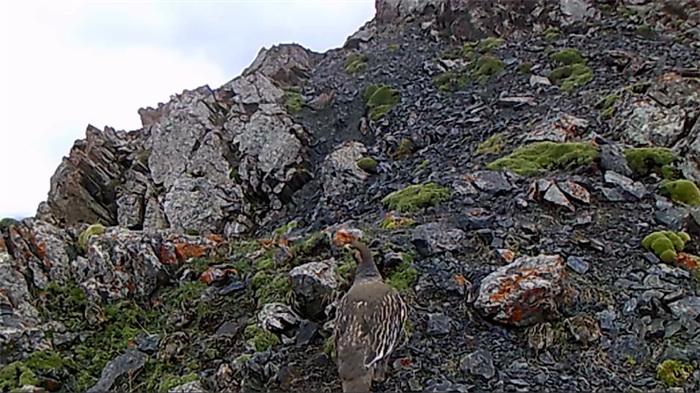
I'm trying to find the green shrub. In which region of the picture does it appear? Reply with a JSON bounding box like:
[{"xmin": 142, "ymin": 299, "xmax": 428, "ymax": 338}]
[
  {"xmin": 656, "ymin": 360, "xmax": 693, "ymax": 386},
  {"xmin": 284, "ymin": 89, "xmax": 305, "ymax": 113},
  {"xmin": 345, "ymin": 52, "xmax": 368, "ymax": 75},
  {"xmin": 364, "ymin": 84, "xmax": 401, "ymax": 121},
  {"xmin": 381, "ymin": 183, "xmax": 451, "ymax": 212},
  {"xmin": 550, "ymin": 48, "xmax": 585, "ymax": 65}
]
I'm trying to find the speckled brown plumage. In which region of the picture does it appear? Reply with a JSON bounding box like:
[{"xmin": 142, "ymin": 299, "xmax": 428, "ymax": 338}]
[{"xmin": 333, "ymin": 240, "xmax": 408, "ymax": 393}]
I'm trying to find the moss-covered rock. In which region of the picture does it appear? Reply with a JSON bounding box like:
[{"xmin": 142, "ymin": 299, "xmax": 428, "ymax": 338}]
[
  {"xmin": 622, "ymin": 147, "xmax": 678, "ymax": 179},
  {"xmin": 642, "ymin": 230, "xmax": 691, "ymax": 263},
  {"xmin": 356, "ymin": 157, "xmax": 378, "ymax": 174},
  {"xmin": 381, "ymin": 183, "xmax": 451, "ymax": 212},
  {"xmin": 78, "ymin": 223, "xmax": 106, "ymax": 251},
  {"xmin": 661, "ymin": 180, "xmax": 700, "ymax": 206},
  {"xmin": 386, "ymin": 253, "xmax": 418, "ymax": 293},
  {"xmin": 485, "ymin": 141, "xmax": 599, "ymax": 176},
  {"xmin": 476, "ymin": 37, "xmax": 505, "ymax": 53},
  {"xmin": 345, "ymin": 52, "xmax": 368, "ymax": 75},
  {"xmin": 543, "ymin": 27, "xmax": 561, "ymax": 40},
  {"xmin": 472, "ymin": 55, "xmax": 504, "ymax": 83},
  {"xmin": 550, "ymin": 48, "xmax": 586, "ymax": 65},
  {"xmin": 476, "ymin": 133, "xmax": 504, "ymax": 155},
  {"xmin": 433, "ymin": 70, "xmax": 470, "ymax": 92},
  {"xmin": 380, "ymin": 215, "xmax": 416, "ymax": 230},
  {"xmin": 656, "ymin": 360, "xmax": 693, "ymax": 387},
  {"xmin": 548, "ymin": 64, "xmax": 594, "ymax": 92},
  {"xmin": 364, "ymin": 84, "xmax": 401, "ymax": 121},
  {"xmin": 244, "ymin": 324, "xmax": 280, "ymax": 352},
  {"xmin": 283, "ymin": 88, "xmax": 305, "ymax": 113}
]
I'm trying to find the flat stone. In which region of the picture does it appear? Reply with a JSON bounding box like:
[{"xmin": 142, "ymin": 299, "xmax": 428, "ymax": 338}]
[
  {"xmin": 603, "ymin": 171, "xmax": 647, "ymax": 201},
  {"xmin": 426, "ymin": 313, "xmax": 452, "ymax": 336},
  {"xmin": 566, "ymin": 256, "xmax": 589, "ymax": 274},
  {"xmin": 460, "ymin": 349, "xmax": 496, "ymax": 380},
  {"xmin": 469, "ymin": 171, "xmax": 513, "ymax": 195},
  {"xmin": 543, "ymin": 184, "xmax": 575, "ymax": 212},
  {"xmin": 557, "ymin": 181, "xmax": 591, "ymax": 204}
]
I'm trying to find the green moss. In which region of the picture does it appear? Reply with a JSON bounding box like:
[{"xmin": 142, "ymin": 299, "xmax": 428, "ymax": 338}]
[
  {"xmin": 414, "ymin": 159, "xmax": 430, "ymax": 173},
  {"xmin": 291, "ymin": 231, "xmax": 329, "ymax": 258},
  {"xmin": 386, "ymin": 253, "xmax": 418, "ymax": 293},
  {"xmin": 244, "ymin": 324, "xmax": 280, "ymax": 352},
  {"xmin": 25, "ymin": 350, "xmax": 64, "ymax": 371},
  {"xmin": 380, "ymin": 215, "xmax": 416, "ymax": 230},
  {"xmin": 345, "ymin": 52, "xmax": 368, "ymax": 75},
  {"xmin": 274, "ymin": 220, "xmax": 298, "ymax": 236},
  {"xmin": 596, "ymin": 92, "xmax": 619, "ymax": 118},
  {"xmin": 433, "ymin": 70, "xmax": 470, "ymax": 92},
  {"xmin": 476, "ymin": 133, "xmax": 504, "ymax": 155},
  {"xmin": 519, "ymin": 62, "xmax": 533, "ymax": 74},
  {"xmin": 391, "ymin": 138, "xmax": 416, "ymax": 160},
  {"xmin": 656, "ymin": 360, "xmax": 693, "ymax": 386},
  {"xmin": 548, "ymin": 64, "xmax": 594, "ymax": 92},
  {"xmin": 661, "ymin": 180, "xmax": 700, "ymax": 206},
  {"xmin": 642, "ymin": 231, "xmax": 691, "ymax": 263},
  {"xmin": 159, "ymin": 373, "xmax": 199, "ymax": 392},
  {"xmin": 284, "ymin": 89, "xmax": 305, "ymax": 113},
  {"xmin": 357, "ymin": 157, "xmax": 378, "ymax": 173},
  {"xmin": 78, "ymin": 223, "xmax": 106, "ymax": 251},
  {"xmin": 550, "ymin": 48, "xmax": 586, "ymax": 65},
  {"xmin": 323, "ymin": 336, "xmax": 336, "ymax": 361},
  {"xmin": 623, "ymin": 147, "xmax": 678, "ymax": 179},
  {"xmin": 636, "ymin": 24, "xmax": 654, "ymax": 37},
  {"xmin": 364, "ymin": 84, "xmax": 401, "ymax": 121},
  {"xmin": 543, "ymin": 27, "xmax": 561, "ymax": 40},
  {"xmin": 336, "ymin": 250, "xmax": 356, "ymax": 283},
  {"xmin": 252, "ymin": 272, "xmax": 292, "ymax": 307},
  {"xmin": 0, "ymin": 361, "xmax": 39, "ymax": 390},
  {"xmin": 0, "ymin": 217, "xmax": 19, "ymax": 231},
  {"xmin": 476, "ymin": 37, "xmax": 505, "ymax": 53},
  {"xmin": 486, "ymin": 141, "xmax": 599, "ymax": 176},
  {"xmin": 472, "ymin": 55, "xmax": 504, "ymax": 83},
  {"xmin": 381, "ymin": 183, "xmax": 451, "ymax": 212}
]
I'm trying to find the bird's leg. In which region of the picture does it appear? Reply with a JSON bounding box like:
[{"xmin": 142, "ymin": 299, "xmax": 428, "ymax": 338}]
[{"xmin": 372, "ymin": 358, "xmax": 389, "ymax": 382}]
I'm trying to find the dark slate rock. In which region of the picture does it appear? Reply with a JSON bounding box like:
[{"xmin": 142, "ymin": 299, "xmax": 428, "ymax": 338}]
[{"xmin": 460, "ymin": 349, "xmax": 496, "ymax": 380}]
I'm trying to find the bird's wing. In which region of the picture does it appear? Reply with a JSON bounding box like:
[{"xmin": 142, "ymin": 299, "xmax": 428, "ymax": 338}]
[{"xmin": 362, "ymin": 288, "xmax": 408, "ymax": 368}]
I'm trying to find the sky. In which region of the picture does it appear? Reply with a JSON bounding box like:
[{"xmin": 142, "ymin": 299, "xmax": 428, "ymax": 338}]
[{"xmin": 0, "ymin": 0, "xmax": 375, "ymax": 219}]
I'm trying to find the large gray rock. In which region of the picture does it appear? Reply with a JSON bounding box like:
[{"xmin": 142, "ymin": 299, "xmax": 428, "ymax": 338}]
[
  {"xmin": 319, "ymin": 141, "xmax": 368, "ymax": 199},
  {"xmin": 87, "ymin": 349, "xmax": 148, "ymax": 393},
  {"xmin": 290, "ymin": 260, "xmax": 339, "ymax": 320},
  {"xmin": 241, "ymin": 43, "xmax": 323, "ymax": 86}
]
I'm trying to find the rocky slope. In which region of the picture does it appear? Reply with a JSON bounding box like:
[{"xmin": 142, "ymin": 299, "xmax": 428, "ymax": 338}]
[{"xmin": 2, "ymin": 0, "xmax": 700, "ymax": 392}]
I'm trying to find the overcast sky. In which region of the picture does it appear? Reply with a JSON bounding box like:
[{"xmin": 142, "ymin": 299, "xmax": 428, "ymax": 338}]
[{"xmin": 0, "ymin": 0, "xmax": 375, "ymax": 219}]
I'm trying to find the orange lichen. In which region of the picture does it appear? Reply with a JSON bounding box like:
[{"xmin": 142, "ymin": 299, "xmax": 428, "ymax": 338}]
[
  {"xmin": 174, "ymin": 242, "xmax": 208, "ymax": 261},
  {"xmin": 676, "ymin": 252, "xmax": 699, "ymax": 269},
  {"xmin": 199, "ymin": 267, "xmax": 238, "ymax": 284},
  {"xmin": 0, "ymin": 237, "xmax": 5, "ymax": 250},
  {"xmin": 455, "ymin": 274, "xmax": 467, "ymax": 287},
  {"xmin": 332, "ymin": 228, "xmax": 360, "ymax": 247},
  {"xmin": 36, "ymin": 241, "xmax": 47, "ymax": 260},
  {"xmin": 206, "ymin": 234, "xmax": 225, "ymax": 243}
]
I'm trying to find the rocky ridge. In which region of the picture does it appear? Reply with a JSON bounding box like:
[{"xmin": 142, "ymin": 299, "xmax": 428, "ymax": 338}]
[{"xmin": 2, "ymin": 0, "xmax": 700, "ymax": 392}]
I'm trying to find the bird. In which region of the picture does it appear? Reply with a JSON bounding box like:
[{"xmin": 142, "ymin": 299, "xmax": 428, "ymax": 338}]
[{"xmin": 333, "ymin": 239, "xmax": 408, "ymax": 393}]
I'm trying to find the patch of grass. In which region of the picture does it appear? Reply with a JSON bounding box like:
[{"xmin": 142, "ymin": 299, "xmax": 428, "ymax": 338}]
[
  {"xmin": 622, "ymin": 147, "xmax": 679, "ymax": 179},
  {"xmin": 283, "ymin": 88, "xmax": 305, "ymax": 113},
  {"xmin": 386, "ymin": 253, "xmax": 418, "ymax": 293},
  {"xmin": 380, "ymin": 215, "xmax": 416, "ymax": 230},
  {"xmin": 0, "ymin": 361, "xmax": 39, "ymax": 390},
  {"xmin": 596, "ymin": 92, "xmax": 620, "ymax": 118},
  {"xmin": 391, "ymin": 138, "xmax": 415, "ymax": 160},
  {"xmin": 486, "ymin": 141, "xmax": 599, "ymax": 176},
  {"xmin": 159, "ymin": 373, "xmax": 199, "ymax": 392},
  {"xmin": 476, "ymin": 133, "xmax": 504, "ymax": 155},
  {"xmin": 413, "ymin": 159, "xmax": 430, "ymax": 173},
  {"xmin": 472, "ymin": 55, "xmax": 504, "ymax": 83},
  {"xmin": 550, "ymin": 48, "xmax": 586, "ymax": 65},
  {"xmin": 274, "ymin": 220, "xmax": 298, "ymax": 236},
  {"xmin": 323, "ymin": 336, "xmax": 336, "ymax": 361},
  {"xmin": 78, "ymin": 223, "xmax": 106, "ymax": 251},
  {"xmin": 364, "ymin": 84, "xmax": 401, "ymax": 121},
  {"xmin": 520, "ymin": 62, "xmax": 533, "ymax": 74},
  {"xmin": 381, "ymin": 183, "xmax": 451, "ymax": 212},
  {"xmin": 357, "ymin": 157, "xmax": 378, "ymax": 174},
  {"xmin": 244, "ymin": 324, "xmax": 280, "ymax": 352},
  {"xmin": 642, "ymin": 231, "xmax": 691, "ymax": 263},
  {"xmin": 252, "ymin": 271, "xmax": 292, "ymax": 307},
  {"xmin": 626, "ymin": 81, "xmax": 652, "ymax": 94},
  {"xmin": 656, "ymin": 360, "xmax": 693, "ymax": 387},
  {"xmin": 433, "ymin": 70, "xmax": 470, "ymax": 92},
  {"xmin": 291, "ymin": 231, "xmax": 330, "ymax": 258},
  {"xmin": 543, "ymin": 27, "xmax": 561, "ymax": 40},
  {"xmin": 661, "ymin": 180, "xmax": 700, "ymax": 206},
  {"xmin": 548, "ymin": 64, "xmax": 594, "ymax": 92},
  {"xmin": 345, "ymin": 52, "xmax": 368, "ymax": 75}
]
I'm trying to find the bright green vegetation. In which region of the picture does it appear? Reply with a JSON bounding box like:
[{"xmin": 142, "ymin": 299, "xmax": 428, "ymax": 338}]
[
  {"xmin": 549, "ymin": 64, "xmax": 594, "ymax": 92},
  {"xmin": 78, "ymin": 223, "xmax": 106, "ymax": 251},
  {"xmin": 364, "ymin": 84, "xmax": 401, "ymax": 121},
  {"xmin": 476, "ymin": 133, "xmax": 504, "ymax": 155},
  {"xmin": 283, "ymin": 88, "xmax": 305, "ymax": 113},
  {"xmin": 656, "ymin": 360, "xmax": 693, "ymax": 387},
  {"xmin": 550, "ymin": 48, "xmax": 586, "ymax": 65},
  {"xmin": 356, "ymin": 157, "xmax": 378, "ymax": 173},
  {"xmin": 323, "ymin": 336, "xmax": 336, "ymax": 361},
  {"xmin": 381, "ymin": 183, "xmax": 451, "ymax": 212},
  {"xmin": 622, "ymin": 147, "xmax": 678, "ymax": 179},
  {"xmin": 380, "ymin": 215, "xmax": 416, "ymax": 230},
  {"xmin": 244, "ymin": 324, "xmax": 280, "ymax": 352},
  {"xmin": 642, "ymin": 231, "xmax": 691, "ymax": 263},
  {"xmin": 486, "ymin": 141, "xmax": 599, "ymax": 176},
  {"xmin": 413, "ymin": 159, "xmax": 430, "ymax": 174},
  {"xmin": 434, "ymin": 38, "xmax": 504, "ymax": 91},
  {"xmin": 345, "ymin": 52, "xmax": 368, "ymax": 75},
  {"xmin": 661, "ymin": 180, "xmax": 700, "ymax": 206},
  {"xmin": 274, "ymin": 220, "xmax": 298, "ymax": 236},
  {"xmin": 543, "ymin": 27, "xmax": 561, "ymax": 40},
  {"xmin": 547, "ymin": 49, "xmax": 593, "ymax": 92},
  {"xmin": 252, "ymin": 271, "xmax": 292, "ymax": 307},
  {"xmin": 386, "ymin": 253, "xmax": 418, "ymax": 293}
]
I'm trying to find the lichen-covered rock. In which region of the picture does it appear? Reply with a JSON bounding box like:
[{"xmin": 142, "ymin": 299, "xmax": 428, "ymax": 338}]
[
  {"xmin": 319, "ymin": 141, "xmax": 368, "ymax": 200},
  {"xmin": 259, "ymin": 303, "xmax": 301, "ymax": 333},
  {"xmin": 475, "ymin": 254, "xmax": 569, "ymax": 326},
  {"xmin": 289, "ymin": 260, "xmax": 339, "ymax": 320}
]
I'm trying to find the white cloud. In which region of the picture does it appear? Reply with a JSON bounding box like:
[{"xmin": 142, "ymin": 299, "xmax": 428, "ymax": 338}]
[{"xmin": 0, "ymin": 0, "xmax": 374, "ymax": 219}]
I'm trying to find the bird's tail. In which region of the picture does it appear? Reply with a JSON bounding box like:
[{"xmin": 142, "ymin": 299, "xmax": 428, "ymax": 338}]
[{"xmin": 341, "ymin": 373, "xmax": 372, "ymax": 393}]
